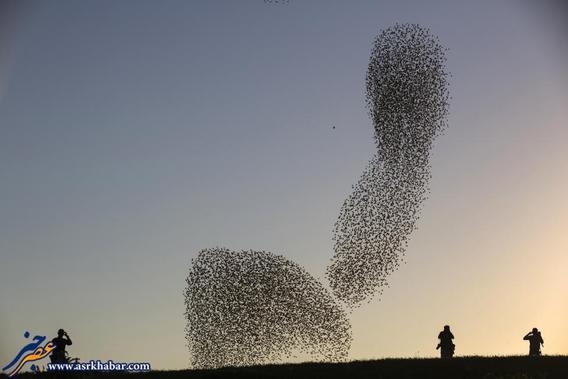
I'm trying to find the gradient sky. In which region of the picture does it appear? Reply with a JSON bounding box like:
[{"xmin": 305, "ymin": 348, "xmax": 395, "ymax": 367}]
[{"xmin": 1, "ymin": 0, "xmax": 567, "ymax": 371}]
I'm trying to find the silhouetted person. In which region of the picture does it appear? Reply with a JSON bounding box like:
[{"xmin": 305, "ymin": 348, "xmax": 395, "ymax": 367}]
[
  {"xmin": 50, "ymin": 329, "xmax": 72, "ymax": 364},
  {"xmin": 436, "ymin": 325, "xmax": 455, "ymax": 358},
  {"xmin": 523, "ymin": 328, "xmax": 544, "ymax": 356}
]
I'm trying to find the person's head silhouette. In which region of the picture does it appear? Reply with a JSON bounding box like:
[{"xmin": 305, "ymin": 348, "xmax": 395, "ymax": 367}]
[
  {"xmin": 532, "ymin": 328, "xmax": 538, "ymax": 334},
  {"xmin": 57, "ymin": 329, "xmax": 65, "ymax": 337},
  {"xmin": 444, "ymin": 325, "xmax": 450, "ymax": 332}
]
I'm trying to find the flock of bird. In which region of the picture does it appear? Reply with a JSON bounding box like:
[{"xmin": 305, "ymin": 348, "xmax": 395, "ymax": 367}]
[
  {"xmin": 184, "ymin": 23, "xmax": 450, "ymax": 368},
  {"xmin": 184, "ymin": 248, "xmax": 351, "ymax": 368},
  {"xmin": 328, "ymin": 23, "xmax": 450, "ymax": 307}
]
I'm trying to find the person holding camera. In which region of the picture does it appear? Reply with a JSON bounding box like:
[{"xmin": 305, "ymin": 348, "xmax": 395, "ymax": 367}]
[
  {"xmin": 50, "ymin": 329, "xmax": 73, "ymax": 364},
  {"xmin": 523, "ymin": 327, "xmax": 544, "ymax": 356}
]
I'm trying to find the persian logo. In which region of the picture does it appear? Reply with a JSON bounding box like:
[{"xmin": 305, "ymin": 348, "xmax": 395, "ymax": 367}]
[{"xmin": 2, "ymin": 331, "xmax": 55, "ymax": 377}]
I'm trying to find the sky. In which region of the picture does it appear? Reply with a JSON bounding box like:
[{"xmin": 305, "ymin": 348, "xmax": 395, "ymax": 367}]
[{"xmin": 0, "ymin": 0, "xmax": 567, "ymax": 371}]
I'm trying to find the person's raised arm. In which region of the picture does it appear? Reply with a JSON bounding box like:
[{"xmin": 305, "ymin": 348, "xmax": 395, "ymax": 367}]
[
  {"xmin": 64, "ymin": 332, "xmax": 72, "ymax": 345},
  {"xmin": 523, "ymin": 332, "xmax": 531, "ymax": 340}
]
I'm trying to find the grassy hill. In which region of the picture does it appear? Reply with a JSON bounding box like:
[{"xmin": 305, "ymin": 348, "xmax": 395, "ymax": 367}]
[{"xmin": 6, "ymin": 356, "xmax": 568, "ymax": 379}]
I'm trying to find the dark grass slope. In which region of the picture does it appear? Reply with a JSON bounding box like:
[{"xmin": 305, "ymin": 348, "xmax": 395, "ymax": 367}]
[{"xmin": 6, "ymin": 356, "xmax": 568, "ymax": 379}]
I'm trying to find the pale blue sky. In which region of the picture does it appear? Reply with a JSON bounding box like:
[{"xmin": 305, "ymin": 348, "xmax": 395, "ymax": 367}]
[{"xmin": 1, "ymin": 0, "xmax": 567, "ymax": 370}]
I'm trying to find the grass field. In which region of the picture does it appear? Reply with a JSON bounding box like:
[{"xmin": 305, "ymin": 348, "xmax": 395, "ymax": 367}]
[{"xmin": 5, "ymin": 356, "xmax": 568, "ymax": 379}]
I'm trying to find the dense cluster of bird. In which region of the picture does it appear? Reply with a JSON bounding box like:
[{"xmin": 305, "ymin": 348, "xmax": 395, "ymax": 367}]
[
  {"xmin": 184, "ymin": 23, "xmax": 449, "ymax": 368},
  {"xmin": 263, "ymin": 0, "xmax": 290, "ymax": 4},
  {"xmin": 184, "ymin": 248, "xmax": 352, "ymax": 369},
  {"xmin": 327, "ymin": 23, "xmax": 450, "ymax": 307}
]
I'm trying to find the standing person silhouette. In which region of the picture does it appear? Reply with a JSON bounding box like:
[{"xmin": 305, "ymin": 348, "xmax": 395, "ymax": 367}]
[
  {"xmin": 523, "ymin": 328, "xmax": 544, "ymax": 356},
  {"xmin": 436, "ymin": 325, "xmax": 455, "ymax": 358},
  {"xmin": 50, "ymin": 329, "xmax": 73, "ymax": 364}
]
